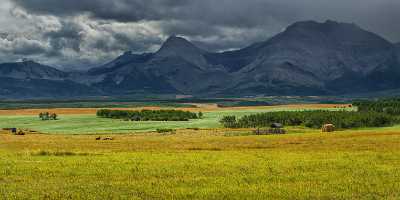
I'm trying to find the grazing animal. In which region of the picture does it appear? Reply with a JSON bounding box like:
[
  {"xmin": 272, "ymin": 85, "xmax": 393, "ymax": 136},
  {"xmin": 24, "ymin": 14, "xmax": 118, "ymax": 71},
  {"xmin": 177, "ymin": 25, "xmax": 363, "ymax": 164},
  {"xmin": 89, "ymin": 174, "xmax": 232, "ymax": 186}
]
[
  {"xmin": 102, "ymin": 137, "xmax": 114, "ymax": 140},
  {"xmin": 322, "ymin": 124, "xmax": 335, "ymax": 132},
  {"xmin": 95, "ymin": 136, "xmax": 101, "ymax": 140}
]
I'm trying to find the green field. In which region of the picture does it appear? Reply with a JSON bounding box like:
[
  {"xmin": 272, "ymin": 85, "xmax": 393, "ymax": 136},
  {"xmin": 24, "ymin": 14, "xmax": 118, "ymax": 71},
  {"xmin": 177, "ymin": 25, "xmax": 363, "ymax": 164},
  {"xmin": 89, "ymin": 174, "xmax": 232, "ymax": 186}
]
[{"xmin": 0, "ymin": 107, "xmax": 351, "ymax": 134}]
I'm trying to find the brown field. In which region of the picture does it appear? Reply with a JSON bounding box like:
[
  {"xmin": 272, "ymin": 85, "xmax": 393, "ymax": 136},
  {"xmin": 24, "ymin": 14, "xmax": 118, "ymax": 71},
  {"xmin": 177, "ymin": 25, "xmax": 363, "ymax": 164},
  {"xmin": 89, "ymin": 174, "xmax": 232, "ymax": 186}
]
[{"xmin": 0, "ymin": 103, "xmax": 351, "ymax": 115}]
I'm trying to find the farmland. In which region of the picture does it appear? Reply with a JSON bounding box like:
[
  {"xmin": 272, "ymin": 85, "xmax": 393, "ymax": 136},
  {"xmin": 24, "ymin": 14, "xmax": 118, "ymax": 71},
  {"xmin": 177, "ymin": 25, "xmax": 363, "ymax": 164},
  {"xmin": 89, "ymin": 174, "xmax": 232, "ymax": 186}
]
[
  {"xmin": 1, "ymin": 129, "xmax": 400, "ymax": 199},
  {"xmin": 0, "ymin": 104, "xmax": 351, "ymax": 134},
  {"xmin": 0, "ymin": 102, "xmax": 400, "ymax": 199}
]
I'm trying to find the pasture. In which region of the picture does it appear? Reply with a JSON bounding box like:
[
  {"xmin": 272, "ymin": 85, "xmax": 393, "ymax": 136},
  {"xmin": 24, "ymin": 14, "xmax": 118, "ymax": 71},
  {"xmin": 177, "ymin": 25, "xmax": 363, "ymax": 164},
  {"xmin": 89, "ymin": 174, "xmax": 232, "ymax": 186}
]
[
  {"xmin": 0, "ymin": 103, "xmax": 399, "ymax": 199},
  {"xmin": 1, "ymin": 130, "xmax": 400, "ymax": 199},
  {"xmin": 0, "ymin": 104, "xmax": 351, "ymax": 134}
]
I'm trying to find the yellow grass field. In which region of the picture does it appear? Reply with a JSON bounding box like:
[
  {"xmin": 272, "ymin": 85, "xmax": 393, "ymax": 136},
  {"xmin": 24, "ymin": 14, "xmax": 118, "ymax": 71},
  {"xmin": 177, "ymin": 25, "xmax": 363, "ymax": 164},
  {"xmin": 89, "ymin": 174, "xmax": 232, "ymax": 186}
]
[{"xmin": 1, "ymin": 129, "xmax": 400, "ymax": 199}]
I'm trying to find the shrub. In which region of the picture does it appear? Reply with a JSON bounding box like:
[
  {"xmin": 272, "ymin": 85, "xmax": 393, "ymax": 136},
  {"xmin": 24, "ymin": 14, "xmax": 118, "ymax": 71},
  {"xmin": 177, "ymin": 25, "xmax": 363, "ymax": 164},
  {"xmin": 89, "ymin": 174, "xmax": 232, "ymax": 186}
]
[
  {"xmin": 156, "ymin": 128, "xmax": 176, "ymax": 134},
  {"xmin": 198, "ymin": 112, "xmax": 204, "ymax": 119},
  {"xmin": 31, "ymin": 150, "xmax": 89, "ymax": 156},
  {"xmin": 39, "ymin": 112, "xmax": 58, "ymax": 121}
]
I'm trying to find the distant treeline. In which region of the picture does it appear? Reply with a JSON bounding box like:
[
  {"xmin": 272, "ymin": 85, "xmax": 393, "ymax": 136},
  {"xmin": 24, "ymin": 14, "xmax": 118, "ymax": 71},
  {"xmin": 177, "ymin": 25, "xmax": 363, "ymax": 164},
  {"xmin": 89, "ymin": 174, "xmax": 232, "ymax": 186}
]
[
  {"xmin": 354, "ymin": 98, "xmax": 400, "ymax": 115},
  {"xmin": 220, "ymin": 110, "xmax": 398, "ymax": 129},
  {"xmin": 217, "ymin": 101, "xmax": 270, "ymax": 107},
  {"xmin": 0, "ymin": 101, "xmax": 195, "ymax": 110},
  {"xmin": 97, "ymin": 109, "xmax": 200, "ymax": 121}
]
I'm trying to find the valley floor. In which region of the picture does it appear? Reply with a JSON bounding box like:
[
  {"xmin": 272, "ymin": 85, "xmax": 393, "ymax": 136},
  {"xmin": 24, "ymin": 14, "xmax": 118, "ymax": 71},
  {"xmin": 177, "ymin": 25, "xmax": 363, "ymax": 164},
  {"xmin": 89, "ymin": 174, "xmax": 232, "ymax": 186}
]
[
  {"xmin": 0, "ymin": 104, "xmax": 352, "ymax": 134},
  {"xmin": 1, "ymin": 129, "xmax": 400, "ymax": 199},
  {"xmin": 0, "ymin": 104, "xmax": 398, "ymax": 199}
]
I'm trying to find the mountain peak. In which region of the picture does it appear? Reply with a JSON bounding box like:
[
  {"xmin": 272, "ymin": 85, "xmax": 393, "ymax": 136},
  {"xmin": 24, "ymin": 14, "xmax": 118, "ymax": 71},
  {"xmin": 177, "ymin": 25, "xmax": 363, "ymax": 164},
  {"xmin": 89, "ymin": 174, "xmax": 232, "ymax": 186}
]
[
  {"xmin": 153, "ymin": 35, "xmax": 210, "ymax": 68},
  {"xmin": 286, "ymin": 20, "xmax": 359, "ymax": 32},
  {"xmin": 165, "ymin": 35, "xmax": 188, "ymax": 44},
  {"xmin": 155, "ymin": 35, "xmax": 207, "ymax": 61},
  {"xmin": 156, "ymin": 36, "xmax": 205, "ymax": 56},
  {"xmin": 20, "ymin": 60, "xmax": 41, "ymax": 66},
  {"xmin": 279, "ymin": 19, "xmax": 391, "ymax": 47}
]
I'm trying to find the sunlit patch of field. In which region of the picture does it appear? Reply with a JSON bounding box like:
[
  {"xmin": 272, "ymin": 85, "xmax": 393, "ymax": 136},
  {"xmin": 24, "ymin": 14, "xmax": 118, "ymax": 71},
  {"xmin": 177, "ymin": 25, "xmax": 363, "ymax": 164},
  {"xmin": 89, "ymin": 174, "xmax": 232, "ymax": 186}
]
[
  {"xmin": 0, "ymin": 130, "xmax": 399, "ymax": 199},
  {"xmin": 0, "ymin": 103, "xmax": 351, "ymax": 115},
  {"xmin": 0, "ymin": 107, "xmax": 164, "ymax": 116},
  {"xmin": 0, "ymin": 129, "xmax": 399, "ymax": 152}
]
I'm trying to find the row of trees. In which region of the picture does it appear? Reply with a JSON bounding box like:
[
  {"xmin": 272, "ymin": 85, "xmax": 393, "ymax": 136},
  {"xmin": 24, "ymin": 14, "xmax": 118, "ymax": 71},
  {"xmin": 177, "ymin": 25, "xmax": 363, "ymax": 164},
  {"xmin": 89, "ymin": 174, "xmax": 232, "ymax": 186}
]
[
  {"xmin": 220, "ymin": 110, "xmax": 398, "ymax": 129},
  {"xmin": 354, "ymin": 98, "xmax": 400, "ymax": 115},
  {"xmin": 39, "ymin": 112, "xmax": 58, "ymax": 120},
  {"xmin": 97, "ymin": 109, "xmax": 202, "ymax": 121}
]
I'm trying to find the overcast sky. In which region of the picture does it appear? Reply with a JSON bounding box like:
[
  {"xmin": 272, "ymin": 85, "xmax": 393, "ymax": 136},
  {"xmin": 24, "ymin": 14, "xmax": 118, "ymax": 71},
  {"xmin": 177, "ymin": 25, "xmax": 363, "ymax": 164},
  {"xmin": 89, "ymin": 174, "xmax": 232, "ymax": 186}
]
[{"xmin": 0, "ymin": 0, "xmax": 399, "ymax": 70}]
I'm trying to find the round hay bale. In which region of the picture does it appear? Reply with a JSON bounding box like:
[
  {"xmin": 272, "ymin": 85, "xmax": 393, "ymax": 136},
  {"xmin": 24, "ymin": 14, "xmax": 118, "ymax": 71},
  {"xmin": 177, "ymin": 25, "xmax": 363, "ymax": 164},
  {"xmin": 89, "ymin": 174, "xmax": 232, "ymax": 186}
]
[
  {"xmin": 16, "ymin": 130, "xmax": 25, "ymax": 135},
  {"xmin": 322, "ymin": 124, "xmax": 335, "ymax": 132}
]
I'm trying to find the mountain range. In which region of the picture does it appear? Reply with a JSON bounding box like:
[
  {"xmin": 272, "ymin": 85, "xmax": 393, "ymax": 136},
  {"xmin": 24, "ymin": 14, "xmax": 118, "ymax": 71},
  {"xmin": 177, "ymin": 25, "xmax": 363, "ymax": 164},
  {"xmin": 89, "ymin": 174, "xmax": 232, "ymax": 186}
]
[{"xmin": 1, "ymin": 20, "xmax": 400, "ymax": 99}]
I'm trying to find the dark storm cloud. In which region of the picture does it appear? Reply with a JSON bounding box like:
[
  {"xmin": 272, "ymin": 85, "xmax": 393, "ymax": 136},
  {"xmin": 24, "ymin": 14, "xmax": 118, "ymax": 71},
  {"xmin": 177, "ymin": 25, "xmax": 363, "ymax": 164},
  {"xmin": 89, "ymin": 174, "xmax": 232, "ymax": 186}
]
[
  {"xmin": 9, "ymin": 38, "xmax": 48, "ymax": 55},
  {"xmin": 4, "ymin": 0, "xmax": 400, "ymax": 68},
  {"xmin": 13, "ymin": 0, "xmax": 189, "ymax": 22},
  {"xmin": 110, "ymin": 33, "xmax": 163, "ymax": 52},
  {"xmin": 44, "ymin": 21, "xmax": 83, "ymax": 54},
  {"xmin": 13, "ymin": 0, "xmax": 296, "ymax": 29},
  {"xmin": 14, "ymin": 0, "xmax": 400, "ymax": 44}
]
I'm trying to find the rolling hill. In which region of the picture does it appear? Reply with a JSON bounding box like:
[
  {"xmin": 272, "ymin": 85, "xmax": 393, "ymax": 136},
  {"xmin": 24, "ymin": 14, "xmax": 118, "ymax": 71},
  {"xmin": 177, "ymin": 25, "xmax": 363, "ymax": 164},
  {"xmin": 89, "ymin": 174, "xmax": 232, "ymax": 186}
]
[{"xmin": 0, "ymin": 61, "xmax": 98, "ymax": 98}]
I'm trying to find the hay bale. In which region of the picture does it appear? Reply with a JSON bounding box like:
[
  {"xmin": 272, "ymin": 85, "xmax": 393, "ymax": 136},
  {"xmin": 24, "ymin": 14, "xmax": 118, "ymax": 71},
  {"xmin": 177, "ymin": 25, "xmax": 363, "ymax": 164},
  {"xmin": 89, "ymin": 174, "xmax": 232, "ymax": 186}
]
[
  {"xmin": 16, "ymin": 130, "xmax": 25, "ymax": 135},
  {"xmin": 322, "ymin": 124, "xmax": 335, "ymax": 132}
]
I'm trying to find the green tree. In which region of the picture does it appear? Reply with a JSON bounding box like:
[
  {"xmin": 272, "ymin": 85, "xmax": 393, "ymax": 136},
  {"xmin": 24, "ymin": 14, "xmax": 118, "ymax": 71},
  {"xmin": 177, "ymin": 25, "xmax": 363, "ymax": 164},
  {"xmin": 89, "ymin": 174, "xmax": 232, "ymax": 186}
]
[
  {"xmin": 220, "ymin": 116, "xmax": 237, "ymax": 128},
  {"xmin": 198, "ymin": 112, "xmax": 203, "ymax": 119},
  {"xmin": 50, "ymin": 113, "xmax": 58, "ymax": 120}
]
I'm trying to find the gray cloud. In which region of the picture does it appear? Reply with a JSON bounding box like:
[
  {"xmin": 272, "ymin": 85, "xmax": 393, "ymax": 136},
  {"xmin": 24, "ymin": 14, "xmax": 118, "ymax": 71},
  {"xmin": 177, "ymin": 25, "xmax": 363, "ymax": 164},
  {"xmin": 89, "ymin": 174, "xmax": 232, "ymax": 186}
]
[
  {"xmin": 12, "ymin": 0, "xmax": 189, "ymax": 22},
  {"xmin": 0, "ymin": 0, "xmax": 399, "ymax": 69},
  {"xmin": 45, "ymin": 21, "xmax": 83, "ymax": 54}
]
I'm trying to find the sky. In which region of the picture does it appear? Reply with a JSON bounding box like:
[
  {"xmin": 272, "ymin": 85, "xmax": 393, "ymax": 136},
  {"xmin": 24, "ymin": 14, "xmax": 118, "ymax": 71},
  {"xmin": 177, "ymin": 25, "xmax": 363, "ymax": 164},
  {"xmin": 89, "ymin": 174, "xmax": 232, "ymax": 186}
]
[{"xmin": 0, "ymin": 0, "xmax": 399, "ymax": 70}]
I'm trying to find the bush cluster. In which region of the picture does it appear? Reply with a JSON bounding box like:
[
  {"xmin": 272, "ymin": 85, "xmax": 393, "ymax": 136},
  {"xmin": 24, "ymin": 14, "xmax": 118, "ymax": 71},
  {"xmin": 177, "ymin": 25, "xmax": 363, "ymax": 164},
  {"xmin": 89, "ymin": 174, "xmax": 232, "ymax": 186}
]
[
  {"xmin": 39, "ymin": 112, "xmax": 58, "ymax": 120},
  {"xmin": 97, "ymin": 109, "xmax": 199, "ymax": 121},
  {"xmin": 220, "ymin": 110, "xmax": 398, "ymax": 129},
  {"xmin": 156, "ymin": 128, "xmax": 176, "ymax": 133}
]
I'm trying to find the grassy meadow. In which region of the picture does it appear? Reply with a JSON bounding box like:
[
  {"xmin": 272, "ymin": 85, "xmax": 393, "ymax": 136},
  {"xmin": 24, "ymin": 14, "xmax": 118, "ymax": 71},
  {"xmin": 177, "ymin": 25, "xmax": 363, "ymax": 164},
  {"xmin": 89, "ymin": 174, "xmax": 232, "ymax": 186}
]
[
  {"xmin": 1, "ymin": 130, "xmax": 400, "ymax": 199},
  {"xmin": 0, "ymin": 103, "xmax": 399, "ymax": 199},
  {"xmin": 0, "ymin": 105, "xmax": 352, "ymax": 134}
]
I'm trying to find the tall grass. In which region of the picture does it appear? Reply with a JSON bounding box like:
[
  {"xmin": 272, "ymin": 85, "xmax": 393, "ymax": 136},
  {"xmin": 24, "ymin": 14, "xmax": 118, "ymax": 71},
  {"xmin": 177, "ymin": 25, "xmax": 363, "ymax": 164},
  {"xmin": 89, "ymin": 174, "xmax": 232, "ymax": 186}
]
[{"xmin": 1, "ymin": 131, "xmax": 399, "ymax": 199}]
